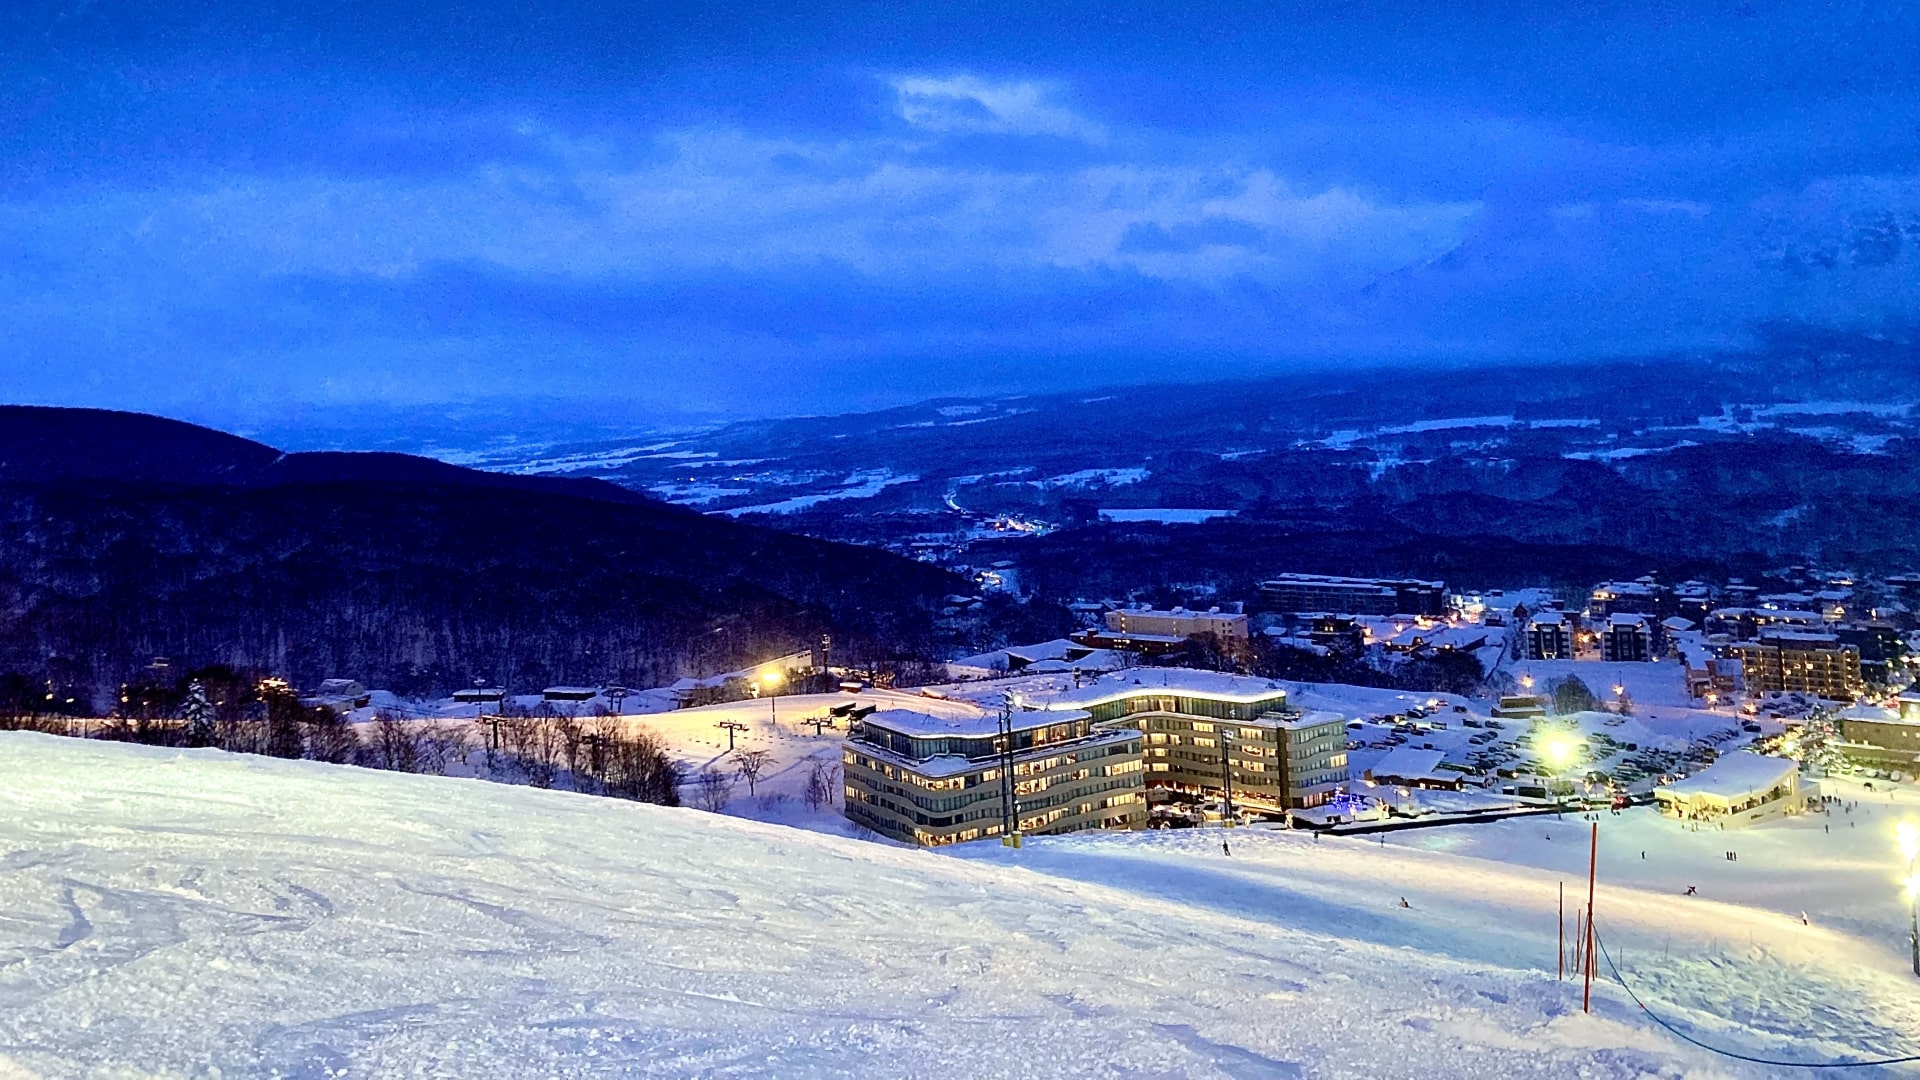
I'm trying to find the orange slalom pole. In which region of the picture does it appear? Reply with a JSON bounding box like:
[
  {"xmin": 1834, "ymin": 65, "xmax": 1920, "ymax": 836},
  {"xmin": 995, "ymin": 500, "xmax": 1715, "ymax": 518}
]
[{"xmin": 1583, "ymin": 820, "xmax": 1598, "ymax": 1013}]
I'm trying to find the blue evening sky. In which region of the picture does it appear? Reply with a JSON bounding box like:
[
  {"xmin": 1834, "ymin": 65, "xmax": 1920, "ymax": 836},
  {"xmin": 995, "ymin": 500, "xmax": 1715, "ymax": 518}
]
[{"xmin": 2, "ymin": 1, "xmax": 1915, "ymax": 421}]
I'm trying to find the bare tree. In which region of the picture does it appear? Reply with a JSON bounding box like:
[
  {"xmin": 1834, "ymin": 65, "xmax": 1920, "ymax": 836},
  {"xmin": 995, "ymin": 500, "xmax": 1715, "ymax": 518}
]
[
  {"xmin": 303, "ymin": 710, "xmax": 360, "ymax": 764},
  {"xmin": 734, "ymin": 749, "xmax": 772, "ymax": 796},
  {"xmin": 363, "ymin": 710, "xmax": 422, "ymax": 772},
  {"xmin": 694, "ymin": 766, "xmax": 734, "ymax": 813},
  {"xmin": 414, "ymin": 724, "xmax": 472, "ymax": 776},
  {"xmin": 804, "ymin": 758, "xmax": 841, "ymax": 811}
]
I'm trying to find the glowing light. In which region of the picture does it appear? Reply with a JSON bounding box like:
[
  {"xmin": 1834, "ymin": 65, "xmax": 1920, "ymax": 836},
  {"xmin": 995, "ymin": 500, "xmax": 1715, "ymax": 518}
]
[
  {"xmin": 1900, "ymin": 822, "xmax": 1920, "ymax": 866},
  {"xmin": 758, "ymin": 668, "xmax": 784, "ymax": 687},
  {"xmin": 1540, "ymin": 732, "xmax": 1584, "ymax": 772}
]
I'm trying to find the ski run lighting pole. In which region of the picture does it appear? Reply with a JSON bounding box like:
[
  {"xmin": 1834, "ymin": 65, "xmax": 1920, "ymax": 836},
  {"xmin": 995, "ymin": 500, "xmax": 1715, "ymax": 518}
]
[
  {"xmin": 716, "ymin": 720, "xmax": 748, "ymax": 751},
  {"xmin": 998, "ymin": 695, "xmax": 1020, "ymax": 848}
]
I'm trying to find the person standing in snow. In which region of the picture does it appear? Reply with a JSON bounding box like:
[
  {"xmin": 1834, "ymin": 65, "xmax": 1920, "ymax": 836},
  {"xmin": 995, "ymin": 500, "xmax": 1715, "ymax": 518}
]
[{"xmin": 1222, "ymin": 839, "xmax": 1231, "ymax": 857}]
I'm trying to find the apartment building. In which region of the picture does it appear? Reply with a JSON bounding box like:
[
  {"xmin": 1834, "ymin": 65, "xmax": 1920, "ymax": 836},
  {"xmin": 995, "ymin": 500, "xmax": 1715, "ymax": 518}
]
[
  {"xmin": 1602, "ymin": 614, "xmax": 1653, "ymax": 662},
  {"xmin": 842, "ymin": 708, "xmax": 1146, "ymax": 846},
  {"xmin": 1071, "ymin": 605, "xmax": 1250, "ymax": 657},
  {"xmin": 1723, "ymin": 630, "xmax": 1863, "ymax": 701},
  {"xmin": 1706, "ymin": 607, "xmax": 1823, "ymax": 641},
  {"xmin": 1526, "ymin": 612, "xmax": 1575, "ymax": 660},
  {"xmin": 1588, "ymin": 579, "xmax": 1662, "ymax": 618},
  {"xmin": 1258, "ymin": 574, "xmax": 1447, "ymax": 617},
  {"xmin": 1035, "ymin": 672, "xmax": 1350, "ymax": 811}
]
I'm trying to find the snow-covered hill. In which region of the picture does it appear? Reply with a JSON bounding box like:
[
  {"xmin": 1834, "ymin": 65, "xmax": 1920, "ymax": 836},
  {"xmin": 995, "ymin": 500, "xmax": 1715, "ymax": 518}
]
[{"xmin": 0, "ymin": 733, "xmax": 1905, "ymax": 1077}]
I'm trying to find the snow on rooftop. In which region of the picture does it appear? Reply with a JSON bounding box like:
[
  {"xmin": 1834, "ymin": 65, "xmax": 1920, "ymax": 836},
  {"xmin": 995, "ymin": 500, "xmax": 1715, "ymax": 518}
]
[
  {"xmin": 1657, "ymin": 752, "xmax": 1800, "ymax": 801},
  {"xmin": 858, "ymin": 705, "xmax": 1093, "ymax": 739},
  {"xmin": 1030, "ymin": 669, "xmax": 1290, "ymax": 710},
  {"xmin": 1366, "ymin": 747, "xmax": 1449, "ymax": 782}
]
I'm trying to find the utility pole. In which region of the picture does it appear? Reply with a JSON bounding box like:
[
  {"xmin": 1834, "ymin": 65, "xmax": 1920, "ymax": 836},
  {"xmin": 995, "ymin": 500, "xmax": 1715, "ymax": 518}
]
[
  {"xmin": 717, "ymin": 720, "xmax": 749, "ymax": 751},
  {"xmin": 998, "ymin": 694, "xmax": 1020, "ymax": 847}
]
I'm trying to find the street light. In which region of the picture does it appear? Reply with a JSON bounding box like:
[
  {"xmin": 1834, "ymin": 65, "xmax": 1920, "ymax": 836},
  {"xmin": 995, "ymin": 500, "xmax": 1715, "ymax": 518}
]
[
  {"xmin": 1541, "ymin": 731, "xmax": 1585, "ymax": 806},
  {"xmin": 757, "ymin": 668, "xmax": 784, "ymax": 726}
]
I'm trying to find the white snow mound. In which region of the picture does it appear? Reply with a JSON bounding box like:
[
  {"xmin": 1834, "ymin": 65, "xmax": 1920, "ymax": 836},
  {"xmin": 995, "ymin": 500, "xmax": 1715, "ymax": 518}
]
[{"xmin": 0, "ymin": 734, "xmax": 1901, "ymax": 1078}]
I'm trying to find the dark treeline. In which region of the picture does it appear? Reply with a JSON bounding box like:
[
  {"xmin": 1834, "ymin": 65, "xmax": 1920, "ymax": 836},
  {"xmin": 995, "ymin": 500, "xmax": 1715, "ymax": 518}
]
[{"xmin": 0, "ymin": 408, "xmax": 975, "ymax": 704}]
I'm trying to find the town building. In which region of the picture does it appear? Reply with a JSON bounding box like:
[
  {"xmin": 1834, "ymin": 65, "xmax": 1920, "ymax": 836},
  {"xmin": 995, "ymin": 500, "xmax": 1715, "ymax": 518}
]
[
  {"xmin": 301, "ymin": 678, "xmax": 372, "ymax": 715},
  {"xmin": 1722, "ymin": 630, "xmax": 1863, "ymax": 701},
  {"xmin": 1032, "ymin": 671, "xmax": 1349, "ymax": 812},
  {"xmin": 1654, "ymin": 752, "xmax": 1813, "ymax": 828},
  {"xmin": 542, "ymin": 686, "xmax": 599, "ymax": 703},
  {"xmin": 1837, "ymin": 714, "xmax": 1920, "ymax": 775},
  {"xmin": 1308, "ymin": 614, "xmax": 1365, "ymax": 653},
  {"xmin": 1602, "ymin": 614, "xmax": 1653, "ymax": 662},
  {"xmin": 1492, "ymin": 695, "xmax": 1548, "ymax": 721},
  {"xmin": 1673, "ymin": 581, "xmax": 1714, "ymax": 625},
  {"xmin": 842, "ymin": 707, "xmax": 1147, "ymax": 846},
  {"xmin": 1069, "ymin": 606, "xmax": 1251, "ymax": 659},
  {"xmin": 1833, "ymin": 621, "xmax": 1907, "ymax": 689},
  {"xmin": 1588, "ymin": 579, "xmax": 1662, "ymax": 618},
  {"xmin": 451, "ymin": 687, "xmax": 506, "ymax": 707},
  {"xmin": 1526, "ymin": 612, "xmax": 1575, "ymax": 660},
  {"xmin": 1258, "ymin": 574, "xmax": 1447, "ymax": 617},
  {"xmin": 1705, "ymin": 606, "xmax": 1824, "ymax": 641},
  {"xmin": 1364, "ymin": 746, "xmax": 1465, "ymax": 791}
]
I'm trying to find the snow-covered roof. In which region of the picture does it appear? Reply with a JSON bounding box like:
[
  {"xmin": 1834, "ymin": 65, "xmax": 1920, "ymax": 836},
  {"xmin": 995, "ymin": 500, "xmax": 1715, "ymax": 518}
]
[
  {"xmin": 1657, "ymin": 752, "xmax": 1799, "ymax": 801},
  {"xmin": 1367, "ymin": 747, "xmax": 1448, "ymax": 783},
  {"xmin": 1607, "ymin": 613, "xmax": 1648, "ymax": 628},
  {"xmin": 859, "ymin": 706, "xmax": 1090, "ymax": 738},
  {"xmin": 1032, "ymin": 670, "xmax": 1289, "ymax": 710}
]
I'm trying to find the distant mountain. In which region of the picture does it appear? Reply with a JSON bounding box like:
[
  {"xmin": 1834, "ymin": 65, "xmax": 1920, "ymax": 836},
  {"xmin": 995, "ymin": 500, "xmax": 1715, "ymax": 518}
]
[{"xmin": 0, "ymin": 407, "xmax": 982, "ymax": 700}]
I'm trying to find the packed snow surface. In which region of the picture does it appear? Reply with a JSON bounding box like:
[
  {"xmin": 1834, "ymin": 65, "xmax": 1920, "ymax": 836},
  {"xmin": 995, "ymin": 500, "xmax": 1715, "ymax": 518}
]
[{"xmin": 2, "ymin": 734, "xmax": 1915, "ymax": 1077}]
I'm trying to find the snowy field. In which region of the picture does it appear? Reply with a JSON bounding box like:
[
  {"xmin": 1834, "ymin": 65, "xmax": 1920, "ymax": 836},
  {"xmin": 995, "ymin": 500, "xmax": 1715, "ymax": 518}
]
[{"xmin": 5, "ymin": 734, "xmax": 1918, "ymax": 1077}]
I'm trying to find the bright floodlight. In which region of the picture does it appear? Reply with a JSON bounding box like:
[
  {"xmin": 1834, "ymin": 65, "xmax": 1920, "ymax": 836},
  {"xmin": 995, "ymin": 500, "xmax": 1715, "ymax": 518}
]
[
  {"xmin": 1906, "ymin": 872, "xmax": 1920, "ymax": 899},
  {"xmin": 1900, "ymin": 822, "xmax": 1920, "ymax": 865},
  {"xmin": 1540, "ymin": 732, "xmax": 1583, "ymax": 772},
  {"xmin": 759, "ymin": 667, "xmax": 784, "ymax": 686}
]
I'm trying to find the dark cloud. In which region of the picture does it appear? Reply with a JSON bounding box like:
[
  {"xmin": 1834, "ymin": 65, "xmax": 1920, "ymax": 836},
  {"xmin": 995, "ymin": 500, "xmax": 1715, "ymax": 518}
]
[{"xmin": 0, "ymin": 0, "xmax": 1914, "ymax": 414}]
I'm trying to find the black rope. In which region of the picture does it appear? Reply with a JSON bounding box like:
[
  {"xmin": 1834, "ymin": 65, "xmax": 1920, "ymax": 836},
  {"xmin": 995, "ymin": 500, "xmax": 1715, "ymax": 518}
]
[{"xmin": 1591, "ymin": 921, "xmax": 1920, "ymax": 1069}]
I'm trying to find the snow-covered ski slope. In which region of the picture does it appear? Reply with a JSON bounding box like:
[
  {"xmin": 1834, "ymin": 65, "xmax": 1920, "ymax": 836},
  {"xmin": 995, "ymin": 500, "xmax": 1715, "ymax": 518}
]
[{"xmin": 0, "ymin": 733, "xmax": 1910, "ymax": 1079}]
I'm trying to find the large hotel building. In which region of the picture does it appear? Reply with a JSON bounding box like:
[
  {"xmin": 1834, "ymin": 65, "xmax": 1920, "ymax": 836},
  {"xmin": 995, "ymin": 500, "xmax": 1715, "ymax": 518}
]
[
  {"xmin": 843, "ymin": 671, "xmax": 1349, "ymax": 846},
  {"xmin": 842, "ymin": 707, "xmax": 1147, "ymax": 846}
]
